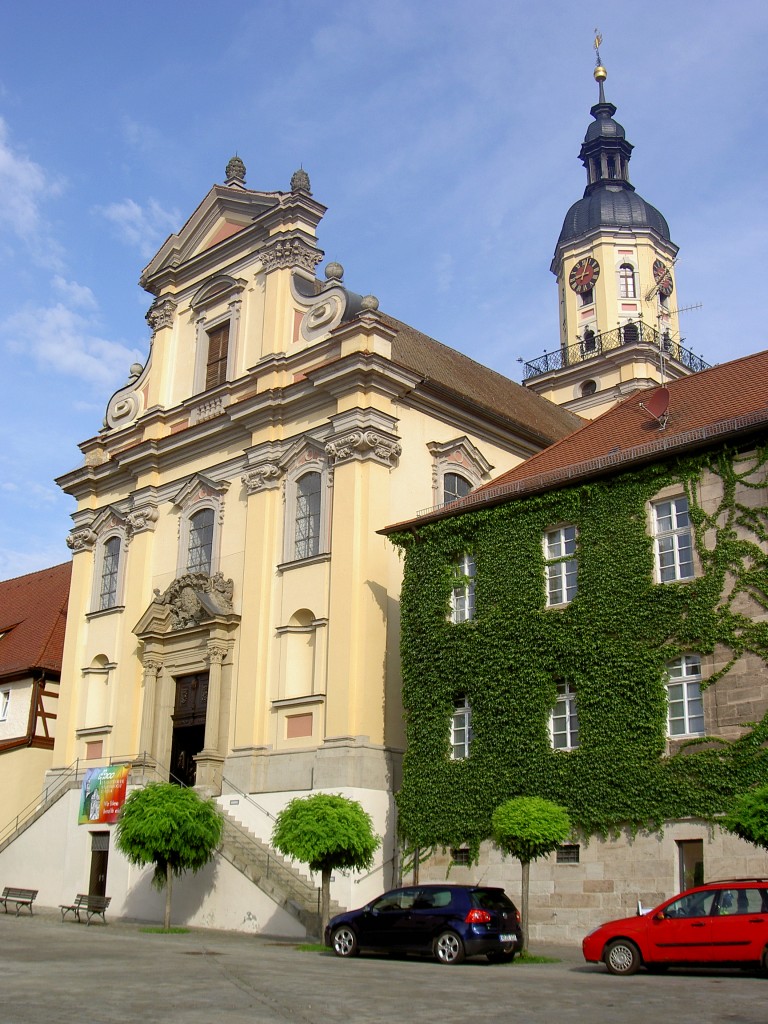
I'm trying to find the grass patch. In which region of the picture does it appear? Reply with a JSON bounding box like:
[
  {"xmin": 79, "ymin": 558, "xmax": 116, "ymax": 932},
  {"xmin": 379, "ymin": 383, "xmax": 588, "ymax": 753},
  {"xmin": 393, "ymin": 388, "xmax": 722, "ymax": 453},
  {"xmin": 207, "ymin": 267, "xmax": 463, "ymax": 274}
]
[
  {"xmin": 515, "ymin": 951, "xmax": 560, "ymax": 964},
  {"xmin": 296, "ymin": 942, "xmax": 328, "ymax": 952},
  {"xmin": 140, "ymin": 926, "xmax": 190, "ymax": 934}
]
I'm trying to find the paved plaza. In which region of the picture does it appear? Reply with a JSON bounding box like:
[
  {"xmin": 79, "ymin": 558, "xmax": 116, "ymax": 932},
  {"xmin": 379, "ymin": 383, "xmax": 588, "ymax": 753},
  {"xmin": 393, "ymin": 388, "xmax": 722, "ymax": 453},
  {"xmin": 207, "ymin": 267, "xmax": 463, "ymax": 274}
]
[{"xmin": 2, "ymin": 909, "xmax": 765, "ymax": 1024}]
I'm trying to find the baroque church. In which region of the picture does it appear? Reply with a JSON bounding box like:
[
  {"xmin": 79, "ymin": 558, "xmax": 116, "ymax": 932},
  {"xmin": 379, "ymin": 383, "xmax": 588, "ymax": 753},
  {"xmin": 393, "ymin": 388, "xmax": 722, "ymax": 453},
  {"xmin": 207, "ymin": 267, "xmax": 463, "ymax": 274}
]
[{"xmin": 0, "ymin": 54, "xmax": 719, "ymax": 937}]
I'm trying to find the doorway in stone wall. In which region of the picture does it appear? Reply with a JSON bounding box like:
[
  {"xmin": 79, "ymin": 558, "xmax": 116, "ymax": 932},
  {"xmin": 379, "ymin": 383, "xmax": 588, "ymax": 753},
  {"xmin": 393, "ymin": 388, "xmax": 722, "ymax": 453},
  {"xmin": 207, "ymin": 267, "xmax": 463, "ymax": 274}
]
[
  {"xmin": 89, "ymin": 831, "xmax": 110, "ymax": 896},
  {"xmin": 677, "ymin": 839, "xmax": 704, "ymax": 891},
  {"xmin": 170, "ymin": 672, "xmax": 208, "ymax": 787}
]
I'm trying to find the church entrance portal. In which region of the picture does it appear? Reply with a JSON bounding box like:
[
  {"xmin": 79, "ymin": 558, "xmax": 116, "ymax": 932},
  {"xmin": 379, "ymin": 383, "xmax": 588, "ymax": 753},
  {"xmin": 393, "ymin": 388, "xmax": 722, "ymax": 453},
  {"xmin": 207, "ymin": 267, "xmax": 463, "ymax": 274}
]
[{"xmin": 170, "ymin": 673, "xmax": 208, "ymax": 787}]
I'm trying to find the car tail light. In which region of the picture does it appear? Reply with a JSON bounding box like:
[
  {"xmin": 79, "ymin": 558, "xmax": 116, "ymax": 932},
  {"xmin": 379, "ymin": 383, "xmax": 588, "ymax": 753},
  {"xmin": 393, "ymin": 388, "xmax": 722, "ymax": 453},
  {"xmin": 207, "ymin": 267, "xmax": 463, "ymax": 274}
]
[
  {"xmin": 515, "ymin": 908, "xmax": 521, "ymax": 923},
  {"xmin": 465, "ymin": 909, "xmax": 492, "ymax": 924}
]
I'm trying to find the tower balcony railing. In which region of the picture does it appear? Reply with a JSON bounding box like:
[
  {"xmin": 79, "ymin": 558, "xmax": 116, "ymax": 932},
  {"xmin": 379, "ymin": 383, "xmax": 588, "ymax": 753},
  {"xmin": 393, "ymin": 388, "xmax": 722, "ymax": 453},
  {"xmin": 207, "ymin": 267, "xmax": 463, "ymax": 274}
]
[{"xmin": 522, "ymin": 321, "xmax": 710, "ymax": 380}]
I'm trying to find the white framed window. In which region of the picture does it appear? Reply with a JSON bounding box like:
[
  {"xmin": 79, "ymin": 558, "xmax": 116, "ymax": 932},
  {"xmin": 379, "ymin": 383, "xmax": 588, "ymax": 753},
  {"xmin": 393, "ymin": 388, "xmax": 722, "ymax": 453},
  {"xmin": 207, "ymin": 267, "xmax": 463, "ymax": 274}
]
[
  {"xmin": 550, "ymin": 680, "xmax": 579, "ymax": 750},
  {"xmin": 451, "ymin": 696, "xmax": 472, "ymax": 759},
  {"xmin": 666, "ymin": 655, "xmax": 705, "ymax": 737},
  {"xmin": 443, "ymin": 473, "xmax": 472, "ymax": 505},
  {"xmin": 187, "ymin": 507, "xmax": 215, "ymax": 574},
  {"xmin": 190, "ymin": 275, "xmax": 244, "ymax": 395},
  {"xmin": 653, "ymin": 496, "xmax": 694, "ymax": 582},
  {"xmin": 294, "ymin": 471, "xmax": 322, "ymax": 560},
  {"xmin": 98, "ymin": 535, "xmax": 122, "ymax": 610},
  {"xmin": 618, "ymin": 263, "xmax": 636, "ymax": 298},
  {"xmin": 544, "ymin": 526, "xmax": 578, "ymax": 606},
  {"xmin": 0, "ymin": 689, "xmax": 9, "ymax": 721},
  {"xmin": 450, "ymin": 554, "xmax": 476, "ymax": 623}
]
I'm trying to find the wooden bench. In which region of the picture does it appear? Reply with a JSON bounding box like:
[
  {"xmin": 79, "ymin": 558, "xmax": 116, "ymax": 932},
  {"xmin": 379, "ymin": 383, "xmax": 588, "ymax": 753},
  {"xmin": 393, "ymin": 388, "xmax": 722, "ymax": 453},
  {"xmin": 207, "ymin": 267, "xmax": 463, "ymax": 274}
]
[
  {"xmin": 0, "ymin": 887, "xmax": 38, "ymax": 916},
  {"xmin": 59, "ymin": 893, "xmax": 111, "ymax": 925}
]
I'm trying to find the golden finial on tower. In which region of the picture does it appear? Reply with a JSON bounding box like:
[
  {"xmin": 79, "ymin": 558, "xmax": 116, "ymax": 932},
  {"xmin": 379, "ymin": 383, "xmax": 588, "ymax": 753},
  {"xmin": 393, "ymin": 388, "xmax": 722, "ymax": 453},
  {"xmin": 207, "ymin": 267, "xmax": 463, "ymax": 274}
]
[{"xmin": 593, "ymin": 29, "xmax": 607, "ymax": 82}]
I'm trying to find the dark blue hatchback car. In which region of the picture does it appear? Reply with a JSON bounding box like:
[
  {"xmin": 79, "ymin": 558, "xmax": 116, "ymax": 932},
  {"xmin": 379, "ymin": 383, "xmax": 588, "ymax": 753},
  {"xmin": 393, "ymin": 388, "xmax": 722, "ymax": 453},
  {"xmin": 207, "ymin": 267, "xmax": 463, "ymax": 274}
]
[{"xmin": 325, "ymin": 884, "xmax": 522, "ymax": 964}]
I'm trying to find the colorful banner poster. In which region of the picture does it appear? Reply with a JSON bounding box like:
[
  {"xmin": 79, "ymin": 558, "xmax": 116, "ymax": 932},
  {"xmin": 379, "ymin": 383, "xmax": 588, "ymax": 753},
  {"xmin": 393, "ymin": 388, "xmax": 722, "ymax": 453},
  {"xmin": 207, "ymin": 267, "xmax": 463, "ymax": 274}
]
[{"xmin": 78, "ymin": 765, "xmax": 130, "ymax": 824}]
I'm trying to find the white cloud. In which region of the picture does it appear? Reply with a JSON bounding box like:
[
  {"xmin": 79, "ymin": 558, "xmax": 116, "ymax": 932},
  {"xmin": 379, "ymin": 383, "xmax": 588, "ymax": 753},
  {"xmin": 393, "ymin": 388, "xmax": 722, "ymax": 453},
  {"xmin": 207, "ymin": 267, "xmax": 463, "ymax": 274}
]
[
  {"xmin": 0, "ymin": 116, "xmax": 65, "ymax": 269},
  {"xmin": 2, "ymin": 293, "xmax": 143, "ymax": 389},
  {"xmin": 52, "ymin": 274, "xmax": 98, "ymax": 310},
  {"xmin": 96, "ymin": 197, "xmax": 180, "ymax": 258}
]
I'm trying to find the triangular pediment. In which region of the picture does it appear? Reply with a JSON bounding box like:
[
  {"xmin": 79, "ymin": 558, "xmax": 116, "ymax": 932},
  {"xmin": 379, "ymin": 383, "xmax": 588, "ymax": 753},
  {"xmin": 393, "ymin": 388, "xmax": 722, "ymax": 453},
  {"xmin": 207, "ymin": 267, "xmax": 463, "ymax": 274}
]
[
  {"xmin": 140, "ymin": 184, "xmax": 281, "ymax": 286},
  {"xmin": 172, "ymin": 473, "xmax": 230, "ymax": 510},
  {"xmin": 134, "ymin": 572, "xmax": 240, "ymax": 639},
  {"xmin": 280, "ymin": 433, "xmax": 328, "ymax": 472}
]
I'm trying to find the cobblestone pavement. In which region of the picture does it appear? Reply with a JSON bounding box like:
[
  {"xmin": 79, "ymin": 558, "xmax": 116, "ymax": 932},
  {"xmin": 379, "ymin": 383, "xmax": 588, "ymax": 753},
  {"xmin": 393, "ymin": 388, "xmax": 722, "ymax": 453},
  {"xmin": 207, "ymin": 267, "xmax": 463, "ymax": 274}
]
[{"xmin": 2, "ymin": 910, "xmax": 765, "ymax": 1024}]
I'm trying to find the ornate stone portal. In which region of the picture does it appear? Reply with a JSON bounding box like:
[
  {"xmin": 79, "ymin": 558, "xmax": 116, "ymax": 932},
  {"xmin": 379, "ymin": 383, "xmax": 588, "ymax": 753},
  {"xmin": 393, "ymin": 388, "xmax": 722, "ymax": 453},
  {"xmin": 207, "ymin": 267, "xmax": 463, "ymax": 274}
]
[{"xmin": 133, "ymin": 572, "xmax": 239, "ymax": 796}]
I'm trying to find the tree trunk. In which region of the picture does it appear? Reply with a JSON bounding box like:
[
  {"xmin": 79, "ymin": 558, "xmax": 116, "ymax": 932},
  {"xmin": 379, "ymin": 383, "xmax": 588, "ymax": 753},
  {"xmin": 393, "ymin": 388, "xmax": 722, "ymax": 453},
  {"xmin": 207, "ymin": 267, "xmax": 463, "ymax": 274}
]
[
  {"xmin": 520, "ymin": 859, "xmax": 530, "ymax": 953},
  {"xmin": 320, "ymin": 866, "xmax": 331, "ymax": 940},
  {"xmin": 164, "ymin": 862, "xmax": 173, "ymax": 931}
]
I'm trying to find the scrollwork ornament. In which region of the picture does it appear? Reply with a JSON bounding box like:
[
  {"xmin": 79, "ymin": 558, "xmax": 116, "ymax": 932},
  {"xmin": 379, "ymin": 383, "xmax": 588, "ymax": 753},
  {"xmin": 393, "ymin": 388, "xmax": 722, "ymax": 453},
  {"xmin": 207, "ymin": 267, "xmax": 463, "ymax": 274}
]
[{"xmin": 67, "ymin": 528, "xmax": 98, "ymax": 552}]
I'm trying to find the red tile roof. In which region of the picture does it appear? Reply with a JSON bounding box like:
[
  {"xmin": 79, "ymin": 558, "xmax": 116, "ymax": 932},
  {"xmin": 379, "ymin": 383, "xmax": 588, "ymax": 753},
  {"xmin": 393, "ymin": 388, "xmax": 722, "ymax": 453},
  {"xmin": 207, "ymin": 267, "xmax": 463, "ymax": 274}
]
[
  {"xmin": 0, "ymin": 562, "xmax": 71, "ymax": 679},
  {"xmin": 382, "ymin": 349, "xmax": 768, "ymax": 532}
]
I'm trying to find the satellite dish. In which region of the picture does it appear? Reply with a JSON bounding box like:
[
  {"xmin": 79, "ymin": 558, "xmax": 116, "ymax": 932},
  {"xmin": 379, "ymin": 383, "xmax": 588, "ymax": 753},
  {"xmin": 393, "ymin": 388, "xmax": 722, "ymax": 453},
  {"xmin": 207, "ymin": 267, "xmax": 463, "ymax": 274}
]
[
  {"xmin": 643, "ymin": 387, "xmax": 670, "ymax": 420},
  {"xmin": 639, "ymin": 387, "xmax": 670, "ymax": 429}
]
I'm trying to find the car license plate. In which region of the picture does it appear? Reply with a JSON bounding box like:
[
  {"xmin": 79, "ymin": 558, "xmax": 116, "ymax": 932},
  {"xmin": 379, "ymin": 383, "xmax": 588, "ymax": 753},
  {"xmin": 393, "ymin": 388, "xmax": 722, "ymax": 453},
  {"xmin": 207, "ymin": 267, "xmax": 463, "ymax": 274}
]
[{"xmin": 499, "ymin": 934, "xmax": 517, "ymax": 942}]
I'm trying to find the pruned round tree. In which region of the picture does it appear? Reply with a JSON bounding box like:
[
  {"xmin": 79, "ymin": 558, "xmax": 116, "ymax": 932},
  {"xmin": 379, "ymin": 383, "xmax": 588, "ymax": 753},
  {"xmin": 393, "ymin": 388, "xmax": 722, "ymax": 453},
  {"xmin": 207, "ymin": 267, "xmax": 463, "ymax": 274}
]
[
  {"xmin": 271, "ymin": 793, "xmax": 380, "ymax": 937},
  {"xmin": 115, "ymin": 782, "xmax": 223, "ymax": 930},
  {"xmin": 491, "ymin": 796, "xmax": 571, "ymax": 951},
  {"xmin": 721, "ymin": 785, "xmax": 768, "ymax": 852}
]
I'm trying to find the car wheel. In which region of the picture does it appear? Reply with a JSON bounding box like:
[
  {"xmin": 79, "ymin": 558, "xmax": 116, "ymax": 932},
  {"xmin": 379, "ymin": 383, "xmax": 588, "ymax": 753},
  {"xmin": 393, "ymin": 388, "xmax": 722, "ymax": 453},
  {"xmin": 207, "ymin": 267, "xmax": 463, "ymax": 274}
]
[
  {"xmin": 486, "ymin": 947, "xmax": 517, "ymax": 963},
  {"xmin": 331, "ymin": 925, "xmax": 359, "ymax": 958},
  {"xmin": 604, "ymin": 938, "xmax": 641, "ymax": 976},
  {"xmin": 434, "ymin": 930, "xmax": 465, "ymax": 965}
]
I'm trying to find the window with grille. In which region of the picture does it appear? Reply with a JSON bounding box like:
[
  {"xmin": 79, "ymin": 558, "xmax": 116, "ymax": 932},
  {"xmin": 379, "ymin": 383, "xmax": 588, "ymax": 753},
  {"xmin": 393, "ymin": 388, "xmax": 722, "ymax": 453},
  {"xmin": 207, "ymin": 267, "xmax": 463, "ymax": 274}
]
[
  {"xmin": 652, "ymin": 496, "xmax": 694, "ymax": 582},
  {"xmin": 294, "ymin": 472, "xmax": 322, "ymax": 560},
  {"xmin": 187, "ymin": 508, "xmax": 215, "ymax": 574},
  {"xmin": 556, "ymin": 844, "xmax": 580, "ymax": 864},
  {"xmin": 544, "ymin": 526, "xmax": 578, "ymax": 606},
  {"xmin": 666, "ymin": 655, "xmax": 705, "ymax": 737},
  {"xmin": 99, "ymin": 536, "xmax": 121, "ymax": 610}
]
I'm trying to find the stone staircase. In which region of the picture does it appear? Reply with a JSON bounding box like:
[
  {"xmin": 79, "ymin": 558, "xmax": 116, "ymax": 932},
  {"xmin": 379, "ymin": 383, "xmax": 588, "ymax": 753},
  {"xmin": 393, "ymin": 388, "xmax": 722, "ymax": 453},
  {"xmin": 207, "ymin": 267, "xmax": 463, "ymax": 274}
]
[{"xmin": 218, "ymin": 810, "xmax": 344, "ymax": 937}]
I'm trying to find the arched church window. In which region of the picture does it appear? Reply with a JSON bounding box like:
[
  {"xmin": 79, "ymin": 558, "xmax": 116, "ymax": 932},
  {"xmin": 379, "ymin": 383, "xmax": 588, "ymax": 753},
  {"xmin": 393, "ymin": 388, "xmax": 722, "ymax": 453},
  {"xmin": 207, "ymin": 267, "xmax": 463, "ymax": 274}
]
[
  {"xmin": 294, "ymin": 472, "xmax": 322, "ymax": 560},
  {"xmin": 187, "ymin": 508, "xmax": 215, "ymax": 574},
  {"xmin": 619, "ymin": 264, "xmax": 636, "ymax": 299},
  {"xmin": 581, "ymin": 380, "xmax": 597, "ymax": 397},
  {"xmin": 443, "ymin": 473, "xmax": 472, "ymax": 505}
]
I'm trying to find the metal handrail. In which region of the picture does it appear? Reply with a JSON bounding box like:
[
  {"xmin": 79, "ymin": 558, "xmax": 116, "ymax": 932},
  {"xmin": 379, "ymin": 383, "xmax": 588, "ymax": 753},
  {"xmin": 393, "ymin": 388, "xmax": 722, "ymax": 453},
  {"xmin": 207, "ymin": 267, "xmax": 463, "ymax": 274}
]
[{"xmin": 522, "ymin": 321, "xmax": 710, "ymax": 379}]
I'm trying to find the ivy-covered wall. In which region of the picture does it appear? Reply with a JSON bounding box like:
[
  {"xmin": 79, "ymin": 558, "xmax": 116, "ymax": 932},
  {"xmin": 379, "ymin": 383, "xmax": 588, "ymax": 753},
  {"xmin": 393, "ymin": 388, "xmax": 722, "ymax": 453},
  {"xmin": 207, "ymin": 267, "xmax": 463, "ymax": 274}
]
[{"xmin": 391, "ymin": 441, "xmax": 768, "ymax": 854}]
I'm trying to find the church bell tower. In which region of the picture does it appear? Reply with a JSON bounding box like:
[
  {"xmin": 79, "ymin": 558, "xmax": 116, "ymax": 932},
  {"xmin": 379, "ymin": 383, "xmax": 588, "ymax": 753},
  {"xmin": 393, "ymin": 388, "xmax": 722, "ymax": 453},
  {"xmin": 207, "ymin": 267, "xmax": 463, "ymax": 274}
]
[{"xmin": 523, "ymin": 37, "xmax": 708, "ymax": 418}]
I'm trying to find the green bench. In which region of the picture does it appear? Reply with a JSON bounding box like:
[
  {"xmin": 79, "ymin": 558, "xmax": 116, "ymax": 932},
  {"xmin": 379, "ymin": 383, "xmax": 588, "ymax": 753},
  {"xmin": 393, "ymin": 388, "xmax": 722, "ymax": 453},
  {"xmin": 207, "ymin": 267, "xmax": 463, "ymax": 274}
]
[
  {"xmin": 59, "ymin": 893, "xmax": 111, "ymax": 925},
  {"xmin": 0, "ymin": 887, "xmax": 38, "ymax": 916}
]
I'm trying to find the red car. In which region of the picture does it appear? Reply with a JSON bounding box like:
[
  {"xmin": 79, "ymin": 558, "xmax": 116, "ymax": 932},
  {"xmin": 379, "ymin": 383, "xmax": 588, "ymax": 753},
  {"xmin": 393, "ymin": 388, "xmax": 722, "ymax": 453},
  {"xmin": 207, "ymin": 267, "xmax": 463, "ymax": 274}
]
[{"xmin": 583, "ymin": 878, "xmax": 768, "ymax": 975}]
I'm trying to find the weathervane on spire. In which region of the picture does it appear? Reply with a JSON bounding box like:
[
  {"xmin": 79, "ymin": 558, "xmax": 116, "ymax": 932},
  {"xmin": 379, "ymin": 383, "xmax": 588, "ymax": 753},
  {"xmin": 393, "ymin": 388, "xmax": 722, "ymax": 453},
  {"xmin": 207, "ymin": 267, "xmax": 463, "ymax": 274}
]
[
  {"xmin": 592, "ymin": 28, "xmax": 607, "ymax": 95},
  {"xmin": 594, "ymin": 29, "xmax": 602, "ymax": 64}
]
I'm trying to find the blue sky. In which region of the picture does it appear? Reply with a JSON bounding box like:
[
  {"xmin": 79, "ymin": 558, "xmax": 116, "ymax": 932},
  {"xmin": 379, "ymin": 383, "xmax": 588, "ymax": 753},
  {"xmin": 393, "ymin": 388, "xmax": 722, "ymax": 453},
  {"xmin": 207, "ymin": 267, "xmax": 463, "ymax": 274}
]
[{"xmin": 1, "ymin": 1, "xmax": 767, "ymax": 578}]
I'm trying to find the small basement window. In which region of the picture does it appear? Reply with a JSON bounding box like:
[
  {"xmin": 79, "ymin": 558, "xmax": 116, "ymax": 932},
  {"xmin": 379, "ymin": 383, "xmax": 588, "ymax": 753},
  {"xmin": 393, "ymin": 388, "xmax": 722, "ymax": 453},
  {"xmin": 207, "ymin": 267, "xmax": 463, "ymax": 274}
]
[
  {"xmin": 556, "ymin": 844, "xmax": 580, "ymax": 864},
  {"xmin": 451, "ymin": 848, "xmax": 471, "ymax": 867}
]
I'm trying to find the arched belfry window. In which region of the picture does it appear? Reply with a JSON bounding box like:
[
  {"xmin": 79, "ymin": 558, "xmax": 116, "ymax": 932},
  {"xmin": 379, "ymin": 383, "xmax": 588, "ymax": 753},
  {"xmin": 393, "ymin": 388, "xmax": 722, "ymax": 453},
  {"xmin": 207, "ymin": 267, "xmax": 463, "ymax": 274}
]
[{"xmin": 619, "ymin": 264, "xmax": 636, "ymax": 299}]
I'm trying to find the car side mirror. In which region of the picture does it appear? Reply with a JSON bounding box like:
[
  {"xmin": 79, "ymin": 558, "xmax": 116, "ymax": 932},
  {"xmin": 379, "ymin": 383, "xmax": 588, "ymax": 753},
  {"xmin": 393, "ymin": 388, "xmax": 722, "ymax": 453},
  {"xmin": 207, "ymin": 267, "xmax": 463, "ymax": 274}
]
[{"xmin": 652, "ymin": 911, "xmax": 665, "ymax": 922}]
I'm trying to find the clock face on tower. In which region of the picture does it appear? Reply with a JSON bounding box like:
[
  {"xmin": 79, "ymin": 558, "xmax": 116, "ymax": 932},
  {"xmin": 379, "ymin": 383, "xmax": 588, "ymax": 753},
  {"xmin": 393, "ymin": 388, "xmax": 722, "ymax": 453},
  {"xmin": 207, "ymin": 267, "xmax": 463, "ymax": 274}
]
[
  {"xmin": 652, "ymin": 259, "xmax": 674, "ymax": 297},
  {"xmin": 569, "ymin": 256, "xmax": 600, "ymax": 293}
]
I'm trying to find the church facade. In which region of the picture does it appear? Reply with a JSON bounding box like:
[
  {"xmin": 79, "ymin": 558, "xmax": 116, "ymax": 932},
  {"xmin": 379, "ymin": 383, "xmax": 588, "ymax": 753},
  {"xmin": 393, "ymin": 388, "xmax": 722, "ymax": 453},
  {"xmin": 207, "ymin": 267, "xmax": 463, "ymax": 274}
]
[{"xmin": 0, "ymin": 158, "xmax": 579, "ymax": 931}]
